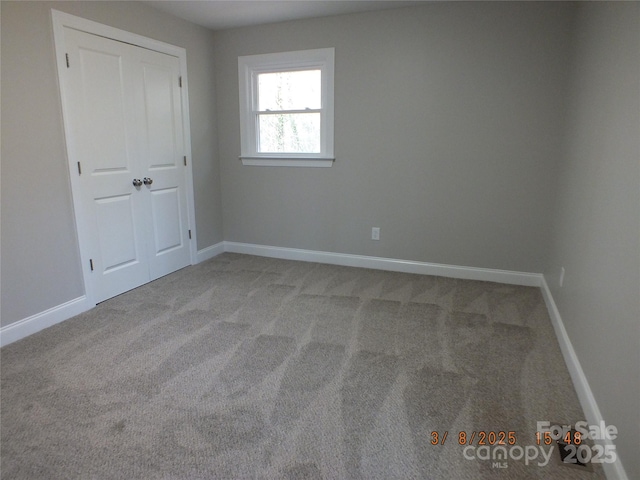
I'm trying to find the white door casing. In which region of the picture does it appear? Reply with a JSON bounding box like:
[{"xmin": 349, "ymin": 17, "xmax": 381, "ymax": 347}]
[{"xmin": 53, "ymin": 11, "xmax": 197, "ymax": 304}]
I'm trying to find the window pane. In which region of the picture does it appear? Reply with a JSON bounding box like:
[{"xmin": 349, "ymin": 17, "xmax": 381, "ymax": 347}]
[
  {"xmin": 258, "ymin": 112, "xmax": 320, "ymax": 153},
  {"xmin": 258, "ymin": 70, "xmax": 321, "ymax": 111}
]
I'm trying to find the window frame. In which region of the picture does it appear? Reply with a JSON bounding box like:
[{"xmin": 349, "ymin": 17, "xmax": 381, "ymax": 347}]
[{"xmin": 238, "ymin": 48, "xmax": 335, "ymax": 167}]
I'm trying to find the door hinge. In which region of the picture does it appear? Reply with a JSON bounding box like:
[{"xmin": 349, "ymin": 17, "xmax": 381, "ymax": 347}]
[
  {"xmin": 66, "ymin": 53, "xmax": 70, "ymax": 68},
  {"xmin": 77, "ymin": 162, "xmax": 82, "ymax": 175},
  {"xmin": 188, "ymin": 229, "xmax": 192, "ymax": 239},
  {"xmin": 183, "ymin": 156, "xmax": 187, "ymax": 166},
  {"xmin": 89, "ymin": 259, "xmax": 94, "ymax": 271},
  {"xmin": 179, "ymin": 76, "xmax": 182, "ymax": 88}
]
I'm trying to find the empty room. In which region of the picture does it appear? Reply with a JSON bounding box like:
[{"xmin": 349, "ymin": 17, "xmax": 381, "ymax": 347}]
[{"xmin": 1, "ymin": 1, "xmax": 638, "ymax": 479}]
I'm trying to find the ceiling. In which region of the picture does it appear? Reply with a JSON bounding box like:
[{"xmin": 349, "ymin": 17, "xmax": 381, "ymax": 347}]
[{"xmin": 147, "ymin": 1, "xmax": 426, "ymax": 31}]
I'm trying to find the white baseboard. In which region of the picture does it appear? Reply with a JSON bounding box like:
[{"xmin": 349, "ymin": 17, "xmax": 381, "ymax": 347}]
[
  {"xmin": 0, "ymin": 242, "xmax": 538, "ymax": 348},
  {"xmin": 223, "ymin": 241, "xmax": 542, "ymax": 286},
  {"xmin": 196, "ymin": 241, "xmax": 225, "ymax": 263},
  {"xmin": 540, "ymin": 277, "xmax": 628, "ymax": 480},
  {"xmin": 0, "ymin": 296, "xmax": 91, "ymax": 348}
]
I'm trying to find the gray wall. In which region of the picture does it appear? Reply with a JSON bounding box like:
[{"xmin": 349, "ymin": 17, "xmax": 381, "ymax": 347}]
[
  {"xmin": 2, "ymin": 2, "xmax": 638, "ymax": 477},
  {"xmin": 544, "ymin": 3, "xmax": 640, "ymax": 479},
  {"xmin": 214, "ymin": 2, "xmax": 573, "ymax": 273},
  {"xmin": 1, "ymin": 1, "xmax": 222, "ymax": 327}
]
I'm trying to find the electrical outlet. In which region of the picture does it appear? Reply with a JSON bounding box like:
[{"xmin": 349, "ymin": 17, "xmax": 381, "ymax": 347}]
[
  {"xmin": 371, "ymin": 227, "xmax": 380, "ymax": 241},
  {"xmin": 559, "ymin": 267, "xmax": 565, "ymax": 287}
]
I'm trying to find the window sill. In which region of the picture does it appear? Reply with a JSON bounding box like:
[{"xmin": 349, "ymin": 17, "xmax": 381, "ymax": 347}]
[{"xmin": 240, "ymin": 157, "xmax": 334, "ymax": 167}]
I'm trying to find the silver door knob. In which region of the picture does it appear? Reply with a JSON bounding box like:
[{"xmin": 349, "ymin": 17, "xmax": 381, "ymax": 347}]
[
  {"xmin": 132, "ymin": 179, "xmax": 143, "ymax": 187},
  {"xmin": 143, "ymin": 177, "xmax": 153, "ymax": 186}
]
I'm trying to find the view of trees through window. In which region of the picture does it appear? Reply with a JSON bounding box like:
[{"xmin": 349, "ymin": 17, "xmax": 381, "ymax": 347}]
[{"xmin": 257, "ymin": 69, "xmax": 321, "ymax": 153}]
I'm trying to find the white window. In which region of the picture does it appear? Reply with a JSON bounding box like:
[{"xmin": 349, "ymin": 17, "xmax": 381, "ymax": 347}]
[{"xmin": 238, "ymin": 48, "xmax": 335, "ymax": 167}]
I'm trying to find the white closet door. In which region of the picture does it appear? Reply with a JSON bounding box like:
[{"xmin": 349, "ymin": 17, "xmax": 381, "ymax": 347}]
[
  {"xmin": 64, "ymin": 28, "xmax": 149, "ymax": 302},
  {"xmin": 63, "ymin": 27, "xmax": 190, "ymax": 303},
  {"xmin": 134, "ymin": 48, "xmax": 190, "ymax": 281}
]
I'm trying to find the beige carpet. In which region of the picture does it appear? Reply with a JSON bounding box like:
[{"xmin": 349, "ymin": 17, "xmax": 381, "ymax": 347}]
[{"xmin": 1, "ymin": 253, "xmax": 605, "ymax": 479}]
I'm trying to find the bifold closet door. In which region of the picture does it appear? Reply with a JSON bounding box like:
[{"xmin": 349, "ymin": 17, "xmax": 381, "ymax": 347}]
[{"xmin": 63, "ymin": 27, "xmax": 190, "ymax": 303}]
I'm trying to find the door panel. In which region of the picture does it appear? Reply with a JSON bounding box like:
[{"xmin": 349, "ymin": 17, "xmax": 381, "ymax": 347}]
[
  {"xmin": 76, "ymin": 48, "xmax": 130, "ymax": 173},
  {"xmin": 141, "ymin": 62, "xmax": 179, "ymax": 169},
  {"xmin": 94, "ymin": 194, "xmax": 139, "ymax": 271},
  {"xmin": 150, "ymin": 187, "xmax": 183, "ymax": 254}
]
